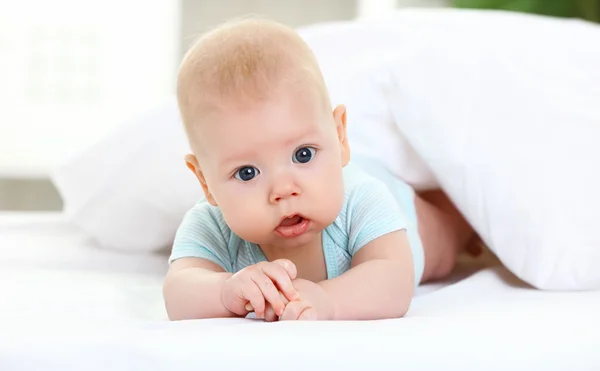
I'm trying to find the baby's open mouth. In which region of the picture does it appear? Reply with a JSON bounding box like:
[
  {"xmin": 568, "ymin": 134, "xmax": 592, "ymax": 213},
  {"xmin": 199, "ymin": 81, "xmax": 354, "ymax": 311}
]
[
  {"xmin": 278, "ymin": 215, "xmax": 303, "ymax": 227},
  {"xmin": 275, "ymin": 214, "xmax": 310, "ymax": 238}
]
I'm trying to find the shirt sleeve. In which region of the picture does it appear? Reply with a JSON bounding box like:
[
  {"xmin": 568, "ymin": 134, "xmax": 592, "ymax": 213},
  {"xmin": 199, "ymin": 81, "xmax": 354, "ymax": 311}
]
[
  {"xmin": 346, "ymin": 178, "xmax": 407, "ymax": 256},
  {"xmin": 168, "ymin": 201, "xmax": 233, "ymax": 272}
]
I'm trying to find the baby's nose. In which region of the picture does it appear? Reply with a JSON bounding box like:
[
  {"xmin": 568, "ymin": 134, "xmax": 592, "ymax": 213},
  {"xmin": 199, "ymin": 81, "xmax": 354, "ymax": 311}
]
[{"xmin": 269, "ymin": 182, "xmax": 300, "ymax": 204}]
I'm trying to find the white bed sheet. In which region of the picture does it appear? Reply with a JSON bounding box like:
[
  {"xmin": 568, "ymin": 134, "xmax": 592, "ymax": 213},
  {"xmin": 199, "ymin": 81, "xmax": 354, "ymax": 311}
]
[{"xmin": 1, "ymin": 212, "xmax": 599, "ymax": 371}]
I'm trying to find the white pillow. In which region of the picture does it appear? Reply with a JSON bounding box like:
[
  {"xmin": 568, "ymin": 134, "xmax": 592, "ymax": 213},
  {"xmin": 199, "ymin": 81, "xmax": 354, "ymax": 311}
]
[
  {"xmin": 378, "ymin": 10, "xmax": 600, "ymax": 290},
  {"xmin": 52, "ymin": 99, "xmax": 203, "ymax": 252}
]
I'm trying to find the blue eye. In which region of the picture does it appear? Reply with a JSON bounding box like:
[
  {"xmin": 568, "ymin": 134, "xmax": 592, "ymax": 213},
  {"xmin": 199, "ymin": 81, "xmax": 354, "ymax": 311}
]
[
  {"xmin": 293, "ymin": 147, "xmax": 316, "ymax": 164},
  {"xmin": 234, "ymin": 166, "xmax": 259, "ymax": 181}
]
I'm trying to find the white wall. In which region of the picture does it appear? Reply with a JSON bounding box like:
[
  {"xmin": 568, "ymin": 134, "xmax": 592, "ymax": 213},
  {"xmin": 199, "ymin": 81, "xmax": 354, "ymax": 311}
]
[
  {"xmin": 0, "ymin": 0, "xmax": 179, "ymax": 178},
  {"xmin": 396, "ymin": 0, "xmax": 449, "ymax": 7}
]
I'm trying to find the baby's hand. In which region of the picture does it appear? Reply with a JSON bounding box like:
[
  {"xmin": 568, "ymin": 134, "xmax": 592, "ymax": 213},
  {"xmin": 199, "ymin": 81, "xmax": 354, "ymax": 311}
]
[
  {"xmin": 248, "ymin": 279, "xmax": 334, "ymax": 321},
  {"xmin": 279, "ymin": 279, "xmax": 335, "ymax": 321},
  {"xmin": 261, "ymin": 291, "xmax": 290, "ymax": 322},
  {"xmin": 221, "ymin": 259, "xmax": 299, "ymax": 318},
  {"xmin": 278, "ymin": 297, "xmax": 317, "ymax": 320}
]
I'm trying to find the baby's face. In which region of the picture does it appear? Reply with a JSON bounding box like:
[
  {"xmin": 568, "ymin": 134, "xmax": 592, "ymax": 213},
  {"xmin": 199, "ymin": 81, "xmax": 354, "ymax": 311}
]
[{"xmin": 192, "ymin": 91, "xmax": 348, "ymax": 249}]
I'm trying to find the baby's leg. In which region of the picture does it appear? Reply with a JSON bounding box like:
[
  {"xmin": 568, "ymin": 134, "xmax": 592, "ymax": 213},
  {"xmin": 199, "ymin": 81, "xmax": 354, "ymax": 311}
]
[{"xmin": 414, "ymin": 189, "xmax": 476, "ymax": 282}]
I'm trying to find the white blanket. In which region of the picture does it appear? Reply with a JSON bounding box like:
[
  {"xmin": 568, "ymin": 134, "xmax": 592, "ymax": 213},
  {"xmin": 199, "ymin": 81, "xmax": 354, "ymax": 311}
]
[
  {"xmin": 1, "ymin": 212, "xmax": 599, "ymax": 370},
  {"xmin": 324, "ymin": 9, "xmax": 600, "ymax": 290}
]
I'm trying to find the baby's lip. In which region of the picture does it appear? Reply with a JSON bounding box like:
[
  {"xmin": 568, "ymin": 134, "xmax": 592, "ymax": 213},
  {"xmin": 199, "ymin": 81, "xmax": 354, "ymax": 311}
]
[{"xmin": 275, "ymin": 214, "xmax": 310, "ymax": 238}]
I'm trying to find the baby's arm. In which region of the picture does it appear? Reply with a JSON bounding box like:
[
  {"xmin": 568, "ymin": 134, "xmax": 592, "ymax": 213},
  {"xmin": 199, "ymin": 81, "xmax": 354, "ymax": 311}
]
[
  {"xmin": 164, "ymin": 257, "xmax": 300, "ymax": 320},
  {"xmin": 163, "ymin": 257, "xmax": 235, "ymax": 320},
  {"xmin": 318, "ymin": 229, "xmax": 415, "ymax": 320}
]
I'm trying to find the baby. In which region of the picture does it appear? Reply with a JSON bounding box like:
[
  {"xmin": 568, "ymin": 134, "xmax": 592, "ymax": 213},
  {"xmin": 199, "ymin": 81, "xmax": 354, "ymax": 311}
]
[{"xmin": 163, "ymin": 18, "xmax": 475, "ymax": 321}]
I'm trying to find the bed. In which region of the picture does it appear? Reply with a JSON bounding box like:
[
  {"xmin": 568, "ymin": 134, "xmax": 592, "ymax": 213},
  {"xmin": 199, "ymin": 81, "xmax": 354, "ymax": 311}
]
[{"xmin": 2, "ymin": 211, "xmax": 599, "ymax": 371}]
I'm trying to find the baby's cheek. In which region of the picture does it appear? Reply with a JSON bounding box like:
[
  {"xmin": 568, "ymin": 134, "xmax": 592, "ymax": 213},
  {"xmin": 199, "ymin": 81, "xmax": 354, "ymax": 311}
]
[
  {"xmin": 221, "ymin": 194, "xmax": 270, "ymax": 242},
  {"xmin": 324, "ymin": 186, "xmax": 345, "ymax": 220},
  {"xmin": 313, "ymin": 168, "xmax": 344, "ymax": 222}
]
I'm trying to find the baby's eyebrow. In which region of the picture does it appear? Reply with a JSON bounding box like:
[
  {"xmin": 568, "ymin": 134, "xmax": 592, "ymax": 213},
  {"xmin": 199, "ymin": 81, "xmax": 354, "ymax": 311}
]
[
  {"xmin": 219, "ymin": 151, "xmax": 256, "ymax": 168},
  {"xmin": 283, "ymin": 125, "xmax": 320, "ymax": 147},
  {"xmin": 218, "ymin": 126, "xmax": 320, "ymax": 168}
]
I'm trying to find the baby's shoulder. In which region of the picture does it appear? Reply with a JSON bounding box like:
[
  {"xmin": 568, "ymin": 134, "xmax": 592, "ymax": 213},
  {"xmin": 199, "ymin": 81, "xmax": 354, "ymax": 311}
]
[
  {"xmin": 327, "ymin": 162, "xmax": 384, "ymax": 231},
  {"xmin": 341, "ymin": 161, "xmax": 385, "ymax": 202},
  {"xmin": 185, "ymin": 198, "xmax": 226, "ymax": 223},
  {"xmin": 178, "ymin": 199, "xmax": 233, "ymax": 243},
  {"xmin": 324, "ymin": 162, "xmax": 398, "ymax": 258}
]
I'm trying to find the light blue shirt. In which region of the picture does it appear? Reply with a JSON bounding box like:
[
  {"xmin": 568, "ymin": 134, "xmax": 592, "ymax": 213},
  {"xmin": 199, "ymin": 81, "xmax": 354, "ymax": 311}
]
[{"xmin": 169, "ymin": 160, "xmax": 424, "ymax": 284}]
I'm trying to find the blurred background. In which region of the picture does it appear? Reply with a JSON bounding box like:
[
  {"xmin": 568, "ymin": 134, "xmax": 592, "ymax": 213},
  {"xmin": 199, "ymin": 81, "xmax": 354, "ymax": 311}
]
[{"xmin": 0, "ymin": 0, "xmax": 597, "ymax": 211}]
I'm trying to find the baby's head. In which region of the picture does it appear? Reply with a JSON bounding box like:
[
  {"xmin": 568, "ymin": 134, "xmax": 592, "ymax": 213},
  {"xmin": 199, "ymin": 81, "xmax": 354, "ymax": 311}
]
[{"xmin": 177, "ymin": 17, "xmax": 350, "ymax": 249}]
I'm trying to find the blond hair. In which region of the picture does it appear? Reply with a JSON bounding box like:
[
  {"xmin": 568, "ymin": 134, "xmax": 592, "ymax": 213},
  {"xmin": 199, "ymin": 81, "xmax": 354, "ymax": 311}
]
[{"xmin": 177, "ymin": 17, "xmax": 331, "ymax": 138}]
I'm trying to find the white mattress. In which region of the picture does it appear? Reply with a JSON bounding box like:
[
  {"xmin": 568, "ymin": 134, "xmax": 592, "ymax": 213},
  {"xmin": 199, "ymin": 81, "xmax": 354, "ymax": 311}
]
[{"xmin": 1, "ymin": 212, "xmax": 599, "ymax": 371}]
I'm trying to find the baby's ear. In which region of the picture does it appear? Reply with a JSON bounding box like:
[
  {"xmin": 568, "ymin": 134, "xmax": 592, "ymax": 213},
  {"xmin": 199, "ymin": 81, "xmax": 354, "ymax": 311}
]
[
  {"xmin": 185, "ymin": 154, "xmax": 218, "ymax": 206},
  {"xmin": 333, "ymin": 104, "xmax": 351, "ymax": 166}
]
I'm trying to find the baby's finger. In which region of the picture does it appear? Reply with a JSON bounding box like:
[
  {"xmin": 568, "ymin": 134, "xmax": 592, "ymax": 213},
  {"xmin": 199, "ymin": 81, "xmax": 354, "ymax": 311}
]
[
  {"xmin": 264, "ymin": 304, "xmax": 279, "ymax": 322},
  {"xmin": 246, "ymin": 291, "xmax": 288, "ymax": 313},
  {"xmin": 280, "ymin": 300, "xmax": 313, "ymax": 321},
  {"xmin": 262, "ymin": 263, "xmax": 299, "ymax": 303},
  {"xmin": 271, "ymin": 259, "xmax": 298, "ymax": 280},
  {"xmin": 241, "ymin": 281, "xmax": 265, "ymax": 318},
  {"xmin": 297, "ymin": 307, "xmax": 317, "ymax": 321},
  {"xmin": 251, "ymin": 272, "xmax": 285, "ymax": 316}
]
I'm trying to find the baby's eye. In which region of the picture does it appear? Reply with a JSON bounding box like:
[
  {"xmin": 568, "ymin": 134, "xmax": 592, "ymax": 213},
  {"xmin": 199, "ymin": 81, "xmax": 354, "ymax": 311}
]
[
  {"xmin": 293, "ymin": 147, "xmax": 316, "ymax": 164},
  {"xmin": 234, "ymin": 166, "xmax": 259, "ymax": 181}
]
